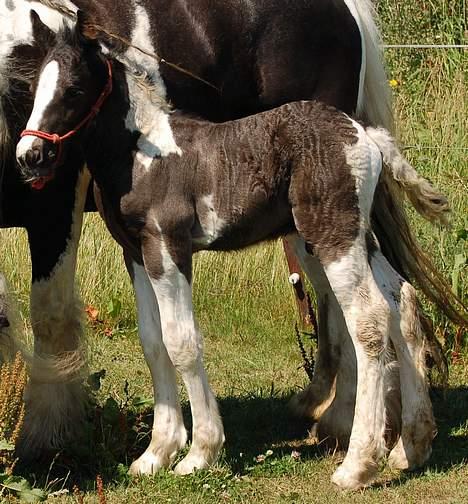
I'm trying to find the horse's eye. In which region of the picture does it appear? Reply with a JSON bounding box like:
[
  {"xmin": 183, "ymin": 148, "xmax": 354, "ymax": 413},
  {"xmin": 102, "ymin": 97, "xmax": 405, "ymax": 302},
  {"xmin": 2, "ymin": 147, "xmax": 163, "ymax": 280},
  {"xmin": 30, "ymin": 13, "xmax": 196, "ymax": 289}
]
[{"xmin": 64, "ymin": 86, "xmax": 84, "ymax": 100}]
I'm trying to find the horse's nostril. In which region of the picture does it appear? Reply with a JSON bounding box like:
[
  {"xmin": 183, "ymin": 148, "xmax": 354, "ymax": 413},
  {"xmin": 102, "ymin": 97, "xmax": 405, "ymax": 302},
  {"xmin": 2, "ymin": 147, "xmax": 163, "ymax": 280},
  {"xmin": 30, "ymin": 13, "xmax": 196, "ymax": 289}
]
[
  {"xmin": 47, "ymin": 149, "xmax": 56, "ymax": 160},
  {"xmin": 25, "ymin": 148, "xmax": 44, "ymax": 167},
  {"xmin": 34, "ymin": 148, "xmax": 43, "ymax": 165}
]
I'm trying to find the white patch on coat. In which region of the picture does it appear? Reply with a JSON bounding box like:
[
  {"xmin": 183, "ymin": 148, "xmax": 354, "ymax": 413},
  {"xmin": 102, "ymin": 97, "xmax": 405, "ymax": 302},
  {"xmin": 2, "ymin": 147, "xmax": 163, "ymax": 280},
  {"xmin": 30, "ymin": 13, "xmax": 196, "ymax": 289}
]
[
  {"xmin": 343, "ymin": 119, "xmax": 382, "ymax": 219},
  {"xmin": 192, "ymin": 194, "xmax": 226, "ymax": 247},
  {"xmin": 16, "ymin": 60, "xmax": 59, "ymax": 157},
  {"xmin": 119, "ymin": 4, "xmax": 181, "ymax": 166}
]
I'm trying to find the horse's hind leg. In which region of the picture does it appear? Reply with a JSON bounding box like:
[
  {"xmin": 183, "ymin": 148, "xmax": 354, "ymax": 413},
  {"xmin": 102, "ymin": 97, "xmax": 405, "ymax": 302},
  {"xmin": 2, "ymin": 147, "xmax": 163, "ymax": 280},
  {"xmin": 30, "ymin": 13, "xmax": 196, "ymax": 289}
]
[
  {"xmin": 19, "ymin": 169, "xmax": 90, "ymax": 457},
  {"xmin": 127, "ymin": 260, "xmax": 188, "ymax": 475},
  {"xmin": 140, "ymin": 229, "xmax": 224, "ymax": 475},
  {"xmin": 286, "ymin": 233, "xmax": 356, "ymax": 446}
]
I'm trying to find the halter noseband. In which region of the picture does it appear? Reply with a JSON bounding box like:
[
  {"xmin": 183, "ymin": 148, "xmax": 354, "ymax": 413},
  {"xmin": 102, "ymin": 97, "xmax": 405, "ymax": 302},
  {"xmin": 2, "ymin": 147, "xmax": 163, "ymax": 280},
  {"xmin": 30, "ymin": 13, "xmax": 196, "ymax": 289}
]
[{"xmin": 20, "ymin": 59, "xmax": 113, "ymax": 185}]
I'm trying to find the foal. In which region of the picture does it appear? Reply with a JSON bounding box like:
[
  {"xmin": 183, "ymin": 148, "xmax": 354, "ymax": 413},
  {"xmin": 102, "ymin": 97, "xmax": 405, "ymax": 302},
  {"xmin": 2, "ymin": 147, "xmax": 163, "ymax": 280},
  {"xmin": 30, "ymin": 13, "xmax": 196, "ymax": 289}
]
[{"xmin": 16, "ymin": 23, "xmax": 449, "ymax": 489}]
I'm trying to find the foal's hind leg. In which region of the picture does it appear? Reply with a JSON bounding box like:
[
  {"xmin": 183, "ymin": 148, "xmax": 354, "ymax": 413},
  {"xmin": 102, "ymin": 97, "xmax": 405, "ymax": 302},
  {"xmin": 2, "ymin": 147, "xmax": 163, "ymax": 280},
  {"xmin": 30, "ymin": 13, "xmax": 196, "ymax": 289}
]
[
  {"xmin": 127, "ymin": 260, "xmax": 188, "ymax": 475},
  {"xmin": 141, "ymin": 231, "xmax": 224, "ymax": 475},
  {"xmin": 319, "ymin": 237, "xmax": 397, "ymax": 489},
  {"xmin": 20, "ymin": 169, "xmax": 90, "ymax": 457},
  {"xmin": 367, "ymin": 252, "xmax": 436, "ymax": 470},
  {"xmin": 286, "ymin": 234, "xmax": 356, "ymax": 446}
]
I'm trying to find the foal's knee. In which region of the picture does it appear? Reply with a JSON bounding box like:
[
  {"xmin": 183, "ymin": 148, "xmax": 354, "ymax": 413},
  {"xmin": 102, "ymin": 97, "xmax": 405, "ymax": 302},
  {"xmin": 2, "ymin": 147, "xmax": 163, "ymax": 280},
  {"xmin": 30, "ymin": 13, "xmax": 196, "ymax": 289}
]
[{"xmin": 163, "ymin": 322, "xmax": 202, "ymax": 371}]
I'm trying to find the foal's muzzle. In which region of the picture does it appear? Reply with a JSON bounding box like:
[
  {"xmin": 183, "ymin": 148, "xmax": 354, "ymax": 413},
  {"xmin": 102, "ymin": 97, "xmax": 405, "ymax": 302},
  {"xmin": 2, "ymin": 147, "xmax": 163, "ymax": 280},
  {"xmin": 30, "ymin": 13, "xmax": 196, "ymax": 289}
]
[{"xmin": 16, "ymin": 137, "xmax": 57, "ymax": 189}]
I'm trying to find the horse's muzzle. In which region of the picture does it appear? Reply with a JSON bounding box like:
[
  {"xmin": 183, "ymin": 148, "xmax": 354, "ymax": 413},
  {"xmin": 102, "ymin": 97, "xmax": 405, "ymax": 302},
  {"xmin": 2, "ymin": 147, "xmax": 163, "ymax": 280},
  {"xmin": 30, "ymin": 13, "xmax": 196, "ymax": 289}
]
[{"xmin": 16, "ymin": 137, "xmax": 57, "ymax": 189}]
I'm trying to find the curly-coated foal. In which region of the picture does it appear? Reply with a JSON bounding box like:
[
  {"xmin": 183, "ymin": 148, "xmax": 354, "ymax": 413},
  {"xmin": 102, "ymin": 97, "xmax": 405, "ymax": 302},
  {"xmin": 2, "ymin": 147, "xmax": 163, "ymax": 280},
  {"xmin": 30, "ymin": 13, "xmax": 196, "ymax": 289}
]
[{"xmin": 17, "ymin": 20, "xmax": 451, "ymax": 488}]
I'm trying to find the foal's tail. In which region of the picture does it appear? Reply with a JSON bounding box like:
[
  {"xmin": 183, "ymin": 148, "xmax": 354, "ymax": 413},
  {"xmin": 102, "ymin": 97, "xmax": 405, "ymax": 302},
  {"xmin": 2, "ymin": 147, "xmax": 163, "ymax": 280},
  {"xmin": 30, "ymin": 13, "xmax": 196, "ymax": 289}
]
[
  {"xmin": 365, "ymin": 127, "xmax": 468, "ymax": 330},
  {"xmin": 366, "ymin": 127, "xmax": 449, "ymax": 225},
  {"xmin": 349, "ymin": 0, "xmax": 394, "ymax": 132}
]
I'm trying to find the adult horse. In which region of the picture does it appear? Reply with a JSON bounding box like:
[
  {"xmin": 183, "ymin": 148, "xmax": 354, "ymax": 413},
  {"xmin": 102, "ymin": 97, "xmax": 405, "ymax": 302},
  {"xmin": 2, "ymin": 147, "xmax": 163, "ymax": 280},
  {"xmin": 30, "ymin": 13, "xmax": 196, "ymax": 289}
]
[
  {"xmin": 1, "ymin": 0, "xmax": 392, "ymax": 458},
  {"xmin": 13, "ymin": 16, "xmax": 454, "ymax": 488}
]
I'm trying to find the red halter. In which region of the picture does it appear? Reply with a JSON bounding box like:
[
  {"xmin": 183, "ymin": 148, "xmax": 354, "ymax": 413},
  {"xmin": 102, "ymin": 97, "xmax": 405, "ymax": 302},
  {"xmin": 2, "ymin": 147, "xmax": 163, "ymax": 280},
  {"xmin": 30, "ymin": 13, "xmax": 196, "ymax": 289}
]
[{"xmin": 20, "ymin": 59, "xmax": 113, "ymax": 189}]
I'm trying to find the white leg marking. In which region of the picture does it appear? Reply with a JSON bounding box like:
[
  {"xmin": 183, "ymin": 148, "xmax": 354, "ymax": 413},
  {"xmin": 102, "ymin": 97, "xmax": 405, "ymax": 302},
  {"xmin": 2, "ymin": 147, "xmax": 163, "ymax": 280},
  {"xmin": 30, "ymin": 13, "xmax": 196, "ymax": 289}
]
[
  {"xmin": 16, "ymin": 60, "xmax": 59, "ymax": 157},
  {"xmin": 385, "ymin": 273, "xmax": 435, "ymax": 469},
  {"xmin": 21, "ymin": 168, "xmax": 91, "ymax": 456},
  {"xmin": 147, "ymin": 240, "xmax": 224, "ymax": 475},
  {"xmin": 324, "ymin": 237, "xmax": 391, "ymax": 490},
  {"xmin": 128, "ymin": 262, "xmax": 187, "ymax": 476}
]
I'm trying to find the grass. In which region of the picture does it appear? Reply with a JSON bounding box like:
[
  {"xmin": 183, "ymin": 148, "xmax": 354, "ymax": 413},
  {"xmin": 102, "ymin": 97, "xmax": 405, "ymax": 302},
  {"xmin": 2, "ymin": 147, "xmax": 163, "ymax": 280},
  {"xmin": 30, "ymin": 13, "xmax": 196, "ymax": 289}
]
[{"xmin": 0, "ymin": 0, "xmax": 467, "ymax": 501}]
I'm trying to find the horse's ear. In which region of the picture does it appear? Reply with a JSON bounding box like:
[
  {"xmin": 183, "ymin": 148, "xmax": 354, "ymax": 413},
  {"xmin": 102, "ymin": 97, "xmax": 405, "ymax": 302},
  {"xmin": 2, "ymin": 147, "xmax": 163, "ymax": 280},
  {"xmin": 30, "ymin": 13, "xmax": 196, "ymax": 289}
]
[
  {"xmin": 76, "ymin": 9, "xmax": 100, "ymax": 43},
  {"xmin": 30, "ymin": 10, "xmax": 56, "ymax": 48}
]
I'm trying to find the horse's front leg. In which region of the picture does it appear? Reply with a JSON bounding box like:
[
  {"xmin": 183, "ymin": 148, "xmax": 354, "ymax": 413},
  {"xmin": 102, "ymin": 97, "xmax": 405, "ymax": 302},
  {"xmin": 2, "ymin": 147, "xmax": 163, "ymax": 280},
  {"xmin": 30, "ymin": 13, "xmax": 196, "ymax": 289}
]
[
  {"xmin": 127, "ymin": 259, "xmax": 188, "ymax": 475},
  {"xmin": 19, "ymin": 168, "xmax": 91, "ymax": 457},
  {"xmin": 141, "ymin": 229, "xmax": 224, "ymax": 475}
]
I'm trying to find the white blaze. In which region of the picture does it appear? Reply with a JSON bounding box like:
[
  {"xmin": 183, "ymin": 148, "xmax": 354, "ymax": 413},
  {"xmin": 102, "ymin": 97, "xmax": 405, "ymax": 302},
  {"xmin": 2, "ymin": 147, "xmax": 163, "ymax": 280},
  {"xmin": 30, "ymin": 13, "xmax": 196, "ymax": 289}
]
[{"xmin": 16, "ymin": 60, "xmax": 59, "ymax": 158}]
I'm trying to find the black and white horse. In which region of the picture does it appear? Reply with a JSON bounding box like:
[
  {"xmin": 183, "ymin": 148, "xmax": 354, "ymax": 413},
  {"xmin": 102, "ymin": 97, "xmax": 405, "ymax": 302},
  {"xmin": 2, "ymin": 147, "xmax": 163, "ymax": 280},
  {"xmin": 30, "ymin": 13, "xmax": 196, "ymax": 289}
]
[
  {"xmin": 16, "ymin": 17, "xmax": 457, "ymax": 489},
  {"xmin": 2, "ymin": 0, "xmax": 395, "ymax": 458}
]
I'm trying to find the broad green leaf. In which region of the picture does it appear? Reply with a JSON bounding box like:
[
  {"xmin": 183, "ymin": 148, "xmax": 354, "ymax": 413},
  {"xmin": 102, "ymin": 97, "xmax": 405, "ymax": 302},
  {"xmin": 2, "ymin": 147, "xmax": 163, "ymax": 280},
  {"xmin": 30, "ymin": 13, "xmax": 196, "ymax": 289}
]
[
  {"xmin": 18, "ymin": 488, "xmax": 47, "ymax": 502},
  {"xmin": 2, "ymin": 475, "xmax": 31, "ymax": 491},
  {"xmin": 107, "ymin": 297, "xmax": 122, "ymax": 318}
]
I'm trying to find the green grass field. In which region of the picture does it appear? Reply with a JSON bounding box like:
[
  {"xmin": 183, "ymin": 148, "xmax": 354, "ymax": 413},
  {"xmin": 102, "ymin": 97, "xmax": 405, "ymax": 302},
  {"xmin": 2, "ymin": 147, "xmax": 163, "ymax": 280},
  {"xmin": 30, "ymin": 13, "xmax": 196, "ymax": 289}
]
[{"xmin": 0, "ymin": 1, "xmax": 467, "ymax": 502}]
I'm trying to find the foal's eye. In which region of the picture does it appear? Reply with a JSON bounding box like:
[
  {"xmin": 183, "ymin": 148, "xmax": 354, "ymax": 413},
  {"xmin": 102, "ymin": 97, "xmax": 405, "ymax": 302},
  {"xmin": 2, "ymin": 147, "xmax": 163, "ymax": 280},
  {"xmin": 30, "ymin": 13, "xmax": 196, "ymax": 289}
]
[{"xmin": 64, "ymin": 86, "xmax": 84, "ymax": 100}]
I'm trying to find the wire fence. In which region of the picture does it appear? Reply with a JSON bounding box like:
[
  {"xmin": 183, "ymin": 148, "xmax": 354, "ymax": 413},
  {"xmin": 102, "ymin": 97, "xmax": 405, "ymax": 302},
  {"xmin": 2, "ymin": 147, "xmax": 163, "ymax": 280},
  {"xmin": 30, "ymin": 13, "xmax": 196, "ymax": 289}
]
[{"xmin": 382, "ymin": 44, "xmax": 468, "ymax": 49}]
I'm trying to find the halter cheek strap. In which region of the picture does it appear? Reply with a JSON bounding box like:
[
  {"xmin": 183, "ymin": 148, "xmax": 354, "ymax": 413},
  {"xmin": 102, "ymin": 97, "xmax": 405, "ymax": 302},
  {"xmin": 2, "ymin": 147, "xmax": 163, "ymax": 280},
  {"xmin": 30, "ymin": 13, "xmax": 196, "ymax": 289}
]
[{"xmin": 20, "ymin": 59, "xmax": 113, "ymax": 171}]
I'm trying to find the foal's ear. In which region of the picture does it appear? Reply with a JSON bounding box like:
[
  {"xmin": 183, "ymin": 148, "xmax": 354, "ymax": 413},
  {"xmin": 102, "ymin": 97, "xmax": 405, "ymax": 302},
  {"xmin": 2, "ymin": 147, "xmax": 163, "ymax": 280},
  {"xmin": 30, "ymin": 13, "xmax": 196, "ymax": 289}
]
[
  {"xmin": 76, "ymin": 9, "xmax": 100, "ymax": 44},
  {"xmin": 30, "ymin": 10, "xmax": 56, "ymax": 48}
]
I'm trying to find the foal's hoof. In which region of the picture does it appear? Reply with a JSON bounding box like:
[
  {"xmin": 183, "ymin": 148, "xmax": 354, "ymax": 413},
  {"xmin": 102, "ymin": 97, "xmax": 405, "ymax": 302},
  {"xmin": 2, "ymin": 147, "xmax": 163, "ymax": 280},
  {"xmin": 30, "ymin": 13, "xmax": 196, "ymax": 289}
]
[
  {"xmin": 174, "ymin": 454, "xmax": 208, "ymax": 475},
  {"xmin": 388, "ymin": 438, "xmax": 410, "ymax": 470},
  {"xmin": 129, "ymin": 452, "xmax": 168, "ymax": 476},
  {"xmin": 331, "ymin": 463, "xmax": 376, "ymax": 490},
  {"xmin": 388, "ymin": 436, "xmax": 432, "ymax": 471},
  {"xmin": 288, "ymin": 384, "xmax": 334, "ymax": 421}
]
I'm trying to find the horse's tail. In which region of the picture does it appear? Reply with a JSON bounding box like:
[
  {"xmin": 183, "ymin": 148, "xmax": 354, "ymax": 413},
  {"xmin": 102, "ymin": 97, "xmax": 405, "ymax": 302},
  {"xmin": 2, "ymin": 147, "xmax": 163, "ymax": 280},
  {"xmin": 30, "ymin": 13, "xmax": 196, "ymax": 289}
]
[
  {"xmin": 347, "ymin": 0, "xmax": 394, "ymax": 132},
  {"xmin": 365, "ymin": 127, "xmax": 468, "ymax": 330},
  {"xmin": 366, "ymin": 126, "xmax": 449, "ymax": 225}
]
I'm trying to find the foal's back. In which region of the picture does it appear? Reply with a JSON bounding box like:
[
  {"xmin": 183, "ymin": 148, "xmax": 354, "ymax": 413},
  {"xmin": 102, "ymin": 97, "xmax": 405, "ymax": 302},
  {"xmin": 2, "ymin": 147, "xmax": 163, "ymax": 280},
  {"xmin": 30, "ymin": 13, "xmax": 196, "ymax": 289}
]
[{"xmin": 138, "ymin": 101, "xmax": 365, "ymax": 252}]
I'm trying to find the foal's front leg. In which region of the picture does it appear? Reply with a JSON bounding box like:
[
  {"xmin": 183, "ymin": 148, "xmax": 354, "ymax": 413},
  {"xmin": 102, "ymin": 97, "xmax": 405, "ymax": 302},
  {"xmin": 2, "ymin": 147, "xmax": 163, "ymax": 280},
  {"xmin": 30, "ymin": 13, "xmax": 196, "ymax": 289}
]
[
  {"xmin": 141, "ymin": 231, "xmax": 224, "ymax": 475},
  {"xmin": 127, "ymin": 260, "xmax": 187, "ymax": 475}
]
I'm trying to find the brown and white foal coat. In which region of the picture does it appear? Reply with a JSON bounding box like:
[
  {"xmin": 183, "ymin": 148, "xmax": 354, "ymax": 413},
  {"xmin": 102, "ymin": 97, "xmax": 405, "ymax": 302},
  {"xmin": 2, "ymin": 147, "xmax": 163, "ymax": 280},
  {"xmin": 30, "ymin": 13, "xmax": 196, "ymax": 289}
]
[{"xmin": 16, "ymin": 25, "xmax": 446, "ymax": 489}]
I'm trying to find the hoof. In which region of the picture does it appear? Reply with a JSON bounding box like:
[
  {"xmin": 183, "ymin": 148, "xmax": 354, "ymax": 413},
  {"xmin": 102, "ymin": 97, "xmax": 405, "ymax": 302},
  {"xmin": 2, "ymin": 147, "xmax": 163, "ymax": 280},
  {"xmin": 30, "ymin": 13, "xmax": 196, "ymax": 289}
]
[
  {"xmin": 331, "ymin": 461, "xmax": 377, "ymax": 490},
  {"xmin": 388, "ymin": 436, "xmax": 432, "ymax": 471},
  {"xmin": 174, "ymin": 453, "xmax": 209, "ymax": 475},
  {"xmin": 289, "ymin": 383, "xmax": 335, "ymax": 421},
  {"xmin": 129, "ymin": 451, "xmax": 169, "ymax": 476}
]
